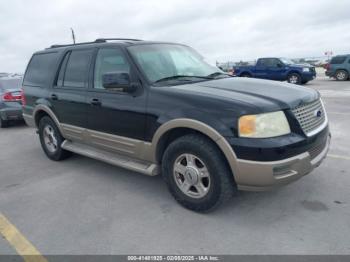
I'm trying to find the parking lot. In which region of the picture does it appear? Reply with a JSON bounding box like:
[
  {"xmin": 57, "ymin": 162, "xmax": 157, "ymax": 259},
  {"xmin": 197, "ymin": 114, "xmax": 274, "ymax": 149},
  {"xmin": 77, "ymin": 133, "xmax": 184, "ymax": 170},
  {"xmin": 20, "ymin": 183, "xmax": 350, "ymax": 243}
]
[{"xmin": 0, "ymin": 75, "xmax": 349, "ymax": 256}]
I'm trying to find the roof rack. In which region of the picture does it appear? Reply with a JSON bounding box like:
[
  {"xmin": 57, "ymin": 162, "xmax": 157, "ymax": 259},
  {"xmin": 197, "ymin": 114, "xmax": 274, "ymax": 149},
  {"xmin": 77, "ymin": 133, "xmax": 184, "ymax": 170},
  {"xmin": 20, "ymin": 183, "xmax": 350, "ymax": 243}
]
[
  {"xmin": 48, "ymin": 38, "xmax": 143, "ymax": 49},
  {"xmin": 95, "ymin": 38, "xmax": 143, "ymax": 42}
]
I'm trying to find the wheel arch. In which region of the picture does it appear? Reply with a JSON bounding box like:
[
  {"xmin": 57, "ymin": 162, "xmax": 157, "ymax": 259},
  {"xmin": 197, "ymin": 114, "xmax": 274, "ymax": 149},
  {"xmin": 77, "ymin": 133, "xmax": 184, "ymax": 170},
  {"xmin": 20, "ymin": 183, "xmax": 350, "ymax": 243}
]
[
  {"xmin": 151, "ymin": 118, "xmax": 240, "ymax": 179},
  {"xmin": 33, "ymin": 105, "xmax": 62, "ymax": 133}
]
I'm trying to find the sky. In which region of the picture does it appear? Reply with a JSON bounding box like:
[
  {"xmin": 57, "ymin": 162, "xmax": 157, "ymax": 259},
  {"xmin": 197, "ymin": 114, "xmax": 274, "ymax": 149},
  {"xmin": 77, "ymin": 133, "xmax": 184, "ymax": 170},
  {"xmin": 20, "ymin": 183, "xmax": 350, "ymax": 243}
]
[{"xmin": 1, "ymin": 0, "xmax": 350, "ymax": 73}]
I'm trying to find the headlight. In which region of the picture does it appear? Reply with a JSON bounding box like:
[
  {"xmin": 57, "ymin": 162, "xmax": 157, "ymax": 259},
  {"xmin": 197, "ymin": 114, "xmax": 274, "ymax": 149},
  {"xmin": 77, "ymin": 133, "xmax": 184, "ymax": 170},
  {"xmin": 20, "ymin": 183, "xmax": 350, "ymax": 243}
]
[
  {"xmin": 303, "ymin": 67, "xmax": 310, "ymax": 72},
  {"xmin": 238, "ymin": 111, "xmax": 291, "ymax": 138}
]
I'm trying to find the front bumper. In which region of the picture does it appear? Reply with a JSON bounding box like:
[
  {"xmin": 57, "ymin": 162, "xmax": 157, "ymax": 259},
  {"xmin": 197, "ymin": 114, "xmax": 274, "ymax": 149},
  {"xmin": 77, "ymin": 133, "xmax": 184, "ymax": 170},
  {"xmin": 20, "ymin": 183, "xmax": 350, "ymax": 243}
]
[
  {"xmin": 301, "ymin": 72, "xmax": 316, "ymax": 82},
  {"xmin": 235, "ymin": 134, "xmax": 330, "ymax": 191}
]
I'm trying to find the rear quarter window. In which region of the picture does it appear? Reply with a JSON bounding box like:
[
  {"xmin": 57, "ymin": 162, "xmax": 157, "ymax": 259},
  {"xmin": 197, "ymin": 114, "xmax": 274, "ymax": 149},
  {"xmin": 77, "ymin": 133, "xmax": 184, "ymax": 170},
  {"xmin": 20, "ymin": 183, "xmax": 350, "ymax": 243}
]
[
  {"xmin": 23, "ymin": 52, "xmax": 59, "ymax": 87},
  {"xmin": 330, "ymin": 56, "xmax": 346, "ymax": 64}
]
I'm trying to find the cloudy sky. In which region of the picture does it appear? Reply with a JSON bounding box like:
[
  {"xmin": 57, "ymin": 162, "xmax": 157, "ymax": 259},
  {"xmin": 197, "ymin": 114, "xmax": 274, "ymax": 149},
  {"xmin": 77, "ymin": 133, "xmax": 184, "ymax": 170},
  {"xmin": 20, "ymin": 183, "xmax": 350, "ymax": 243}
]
[{"xmin": 1, "ymin": 0, "xmax": 350, "ymax": 72}]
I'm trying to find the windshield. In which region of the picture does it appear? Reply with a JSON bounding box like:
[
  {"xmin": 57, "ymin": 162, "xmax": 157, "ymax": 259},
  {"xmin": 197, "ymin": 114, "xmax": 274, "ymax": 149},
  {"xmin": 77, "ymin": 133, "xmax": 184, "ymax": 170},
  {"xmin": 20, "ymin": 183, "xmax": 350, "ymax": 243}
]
[
  {"xmin": 279, "ymin": 58, "xmax": 295, "ymax": 65},
  {"xmin": 128, "ymin": 44, "xmax": 223, "ymax": 84}
]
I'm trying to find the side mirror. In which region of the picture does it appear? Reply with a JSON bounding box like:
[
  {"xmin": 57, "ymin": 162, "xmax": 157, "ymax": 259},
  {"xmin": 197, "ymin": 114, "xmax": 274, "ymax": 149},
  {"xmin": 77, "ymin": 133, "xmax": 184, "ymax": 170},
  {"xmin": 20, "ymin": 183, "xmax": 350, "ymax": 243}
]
[
  {"xmin": 277, "ymin": 63, "xmax": 284, "ymax": 68},
  {"xmin": 102, "ymin": 72, "xmax": 136, "ymax": 93}
]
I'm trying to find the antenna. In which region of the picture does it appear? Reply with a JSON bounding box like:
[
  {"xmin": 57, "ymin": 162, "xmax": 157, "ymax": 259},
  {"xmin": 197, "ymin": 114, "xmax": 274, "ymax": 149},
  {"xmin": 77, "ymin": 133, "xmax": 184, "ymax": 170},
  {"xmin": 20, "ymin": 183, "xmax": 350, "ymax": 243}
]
[{"xmin": 70, "ymin": 28, "xmax": 76, "ymax": 44}]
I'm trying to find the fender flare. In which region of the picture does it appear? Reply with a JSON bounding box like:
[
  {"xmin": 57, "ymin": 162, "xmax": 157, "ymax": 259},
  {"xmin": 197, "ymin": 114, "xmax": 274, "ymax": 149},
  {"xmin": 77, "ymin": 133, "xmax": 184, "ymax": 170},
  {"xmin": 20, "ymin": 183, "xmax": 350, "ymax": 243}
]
[{"xmin": 150, "ymin": 118, "xmax": 240, "ymax": 178}]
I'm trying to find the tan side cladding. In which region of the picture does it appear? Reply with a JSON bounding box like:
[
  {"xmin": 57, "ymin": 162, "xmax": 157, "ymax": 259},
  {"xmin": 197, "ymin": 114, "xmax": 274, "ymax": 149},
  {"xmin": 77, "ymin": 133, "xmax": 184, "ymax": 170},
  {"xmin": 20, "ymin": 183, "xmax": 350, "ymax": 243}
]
[{"xmin": 31, "ymin": 106, "xmax": 241, "ymax": 181}]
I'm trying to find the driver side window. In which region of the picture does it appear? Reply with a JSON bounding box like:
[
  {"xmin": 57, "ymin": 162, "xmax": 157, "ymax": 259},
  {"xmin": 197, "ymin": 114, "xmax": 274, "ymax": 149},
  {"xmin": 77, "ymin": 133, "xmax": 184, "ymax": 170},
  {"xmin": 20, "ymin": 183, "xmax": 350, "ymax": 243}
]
[{"xmin": 94, "ymin": 48, "xmax": 130, "ymax": 89}]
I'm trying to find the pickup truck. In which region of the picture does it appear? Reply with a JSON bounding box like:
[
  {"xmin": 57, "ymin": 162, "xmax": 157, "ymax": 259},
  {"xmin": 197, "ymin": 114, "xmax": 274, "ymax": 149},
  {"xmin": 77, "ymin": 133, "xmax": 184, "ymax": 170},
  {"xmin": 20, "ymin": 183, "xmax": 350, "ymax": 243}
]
[{"xmin": 233, "ymin": 58, "xmax": 316, "ymax": 85}]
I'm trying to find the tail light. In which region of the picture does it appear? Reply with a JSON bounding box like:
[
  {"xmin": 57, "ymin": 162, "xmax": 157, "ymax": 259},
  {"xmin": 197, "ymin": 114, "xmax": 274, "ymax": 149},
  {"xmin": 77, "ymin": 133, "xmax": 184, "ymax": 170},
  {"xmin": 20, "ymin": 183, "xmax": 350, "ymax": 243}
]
[
  {"xmin": 325, "ymin": 63, "xmax": 330, "ymax": 70},
  {"xmin": 20, "ymin": 89, "xmax": 26, "ymax": 106},
  {"xmin": 2, "ymin": 92, "xmax": 22, "ymax": 102}
]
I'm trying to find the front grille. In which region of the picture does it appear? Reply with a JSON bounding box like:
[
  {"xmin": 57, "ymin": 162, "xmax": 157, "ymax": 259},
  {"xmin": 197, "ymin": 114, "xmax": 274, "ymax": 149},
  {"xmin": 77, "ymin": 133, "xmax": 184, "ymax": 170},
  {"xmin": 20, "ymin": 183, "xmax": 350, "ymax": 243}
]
[
  {"xmin": 292, "ymin": 99, "xmax": 326, "ymax": 136},
  {"xmin": 309, "ymin": 139, "xmax": 327, "ymax": 160}
]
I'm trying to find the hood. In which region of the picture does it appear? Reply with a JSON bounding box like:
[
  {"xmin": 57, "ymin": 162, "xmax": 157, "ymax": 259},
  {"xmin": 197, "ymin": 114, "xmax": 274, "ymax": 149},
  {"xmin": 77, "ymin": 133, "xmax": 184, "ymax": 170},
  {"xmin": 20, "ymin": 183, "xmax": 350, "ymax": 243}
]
[{"xmin": 169, "ymin": 77, "xmax": 319, "ymax": 112}]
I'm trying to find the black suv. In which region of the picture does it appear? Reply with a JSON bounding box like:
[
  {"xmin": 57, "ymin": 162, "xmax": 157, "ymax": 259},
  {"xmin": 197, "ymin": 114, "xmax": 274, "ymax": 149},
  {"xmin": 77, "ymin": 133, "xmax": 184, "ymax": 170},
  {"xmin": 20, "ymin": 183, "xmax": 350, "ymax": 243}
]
[{"xmin": 22, "ymin": 38, "xmax": 330, "ymax": 212}]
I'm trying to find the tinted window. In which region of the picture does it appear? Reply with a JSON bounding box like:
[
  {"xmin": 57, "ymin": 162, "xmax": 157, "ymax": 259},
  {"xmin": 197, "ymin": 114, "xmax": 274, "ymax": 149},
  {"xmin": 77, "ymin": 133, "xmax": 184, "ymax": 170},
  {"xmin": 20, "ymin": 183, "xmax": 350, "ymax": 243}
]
[
  {"xmin": 258, "ymin": 58, "xmax": 279, "ymax": 67},
  {"xmin": 63, "ymin": 49, "xmax": 93, "ymax": 88},
  {"xmin": 330, "ymin": 56, "xmax": 346, "ymax": 64},
  {"xmin": 94, "ymin": 48, "xmax": 130, "ymax": 89},
  {"xmin": 23, "ymin": 52, "xmax": 59, "ymax": 87}
]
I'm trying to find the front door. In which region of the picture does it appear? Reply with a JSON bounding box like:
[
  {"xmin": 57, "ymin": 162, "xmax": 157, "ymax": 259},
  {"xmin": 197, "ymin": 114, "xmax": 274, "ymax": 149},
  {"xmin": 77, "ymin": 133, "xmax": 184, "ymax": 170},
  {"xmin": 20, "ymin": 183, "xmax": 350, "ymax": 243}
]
[{"xmin": 86, "ymin": 47, "xmax": 147, "ymax": 156}]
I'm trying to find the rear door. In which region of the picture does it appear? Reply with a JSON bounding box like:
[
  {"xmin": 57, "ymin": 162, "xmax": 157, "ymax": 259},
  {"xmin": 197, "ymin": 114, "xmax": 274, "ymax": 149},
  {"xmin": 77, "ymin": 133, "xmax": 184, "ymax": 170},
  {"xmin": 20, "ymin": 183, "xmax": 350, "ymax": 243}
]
[{"xmin": 50, "ymin": 48, "xmax": 93, "ymax": 130}]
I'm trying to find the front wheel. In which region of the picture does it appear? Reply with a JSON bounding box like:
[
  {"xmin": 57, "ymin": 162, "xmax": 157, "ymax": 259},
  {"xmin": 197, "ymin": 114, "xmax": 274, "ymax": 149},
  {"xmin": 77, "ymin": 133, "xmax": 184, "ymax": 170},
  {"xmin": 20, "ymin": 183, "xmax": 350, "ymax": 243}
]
[
  {"xmin": 287, "ymin": 73, "xmax": 301, "ymax": 84},
  {"xmin": 162, "ymin": 134, "xmax": 236, "ymax": 212},
  {"xmin": 38, "ymin": 116, "xmax": 72, "ymax": 161}
]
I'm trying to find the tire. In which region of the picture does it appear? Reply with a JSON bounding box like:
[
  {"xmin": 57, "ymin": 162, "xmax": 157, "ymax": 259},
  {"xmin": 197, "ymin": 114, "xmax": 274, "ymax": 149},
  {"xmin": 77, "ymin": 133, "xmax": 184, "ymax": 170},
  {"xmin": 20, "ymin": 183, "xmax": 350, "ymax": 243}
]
[
  {"xmin": 161, "ymin": 134, "xmax": 236, "ymax": 212},
  {"xmin": 335, "ymin": 70, "xmax": 348, "ymax": 81},
  {"xmin": 287, "ymin": 73, "xmax": 301, "ymax": 84},
  {"xmin": 38, "ymin": 116, "xmax": 72, "ymax": 161},
  {"xmin": 0, "ymin": 118, "xmax": 9, "ymax": 128}
]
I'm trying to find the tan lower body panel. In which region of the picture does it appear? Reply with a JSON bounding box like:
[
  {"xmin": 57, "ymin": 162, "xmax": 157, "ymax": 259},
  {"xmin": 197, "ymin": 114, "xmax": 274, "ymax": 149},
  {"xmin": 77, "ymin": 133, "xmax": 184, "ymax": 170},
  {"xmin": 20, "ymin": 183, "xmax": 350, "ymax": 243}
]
[{"xmin": 235, "ymin": 135, "xmax": 330, "ymax": 191}]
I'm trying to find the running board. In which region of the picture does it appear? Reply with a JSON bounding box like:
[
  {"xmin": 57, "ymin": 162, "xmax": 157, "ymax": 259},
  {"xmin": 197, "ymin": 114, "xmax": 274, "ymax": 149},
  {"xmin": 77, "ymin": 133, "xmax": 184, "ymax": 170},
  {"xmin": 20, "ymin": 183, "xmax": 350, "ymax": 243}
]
[{"xmin": 61, "ymin": 140, "xmax": 159, "ymax": 176}]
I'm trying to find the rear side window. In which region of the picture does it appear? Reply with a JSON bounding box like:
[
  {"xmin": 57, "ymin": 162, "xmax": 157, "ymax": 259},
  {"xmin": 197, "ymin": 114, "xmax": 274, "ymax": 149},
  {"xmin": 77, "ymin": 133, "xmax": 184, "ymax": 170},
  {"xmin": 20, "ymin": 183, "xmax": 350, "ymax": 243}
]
[
  {"xmin": 23, "ymin": 52, "xmax": 59, "ymax": 87},
  {"xmin": 330, "ymin": 56, "xmax": 346, "ymax": 64},
  {"xmin": 60, "ymin": 49, "xmax": 93, "ymax": 88}
]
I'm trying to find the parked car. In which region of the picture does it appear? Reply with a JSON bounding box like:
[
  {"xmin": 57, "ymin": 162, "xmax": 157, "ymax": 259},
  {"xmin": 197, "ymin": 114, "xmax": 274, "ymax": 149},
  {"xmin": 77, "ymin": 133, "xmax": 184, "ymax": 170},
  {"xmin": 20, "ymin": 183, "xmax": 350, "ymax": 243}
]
[
  {"xmin": 325, "ymin": 54, "xmax": 350, "ymax": 81},
  {"xmin": 233, "ymin": 57, "xmax": 316, "ymax": 84},
  {"xmin": 0, "ymin": 77, "xmax": 23, "ymax": 128},
  {"xmin": 22, "ymin": 39, "xmax": 330, "ymax": 212}
]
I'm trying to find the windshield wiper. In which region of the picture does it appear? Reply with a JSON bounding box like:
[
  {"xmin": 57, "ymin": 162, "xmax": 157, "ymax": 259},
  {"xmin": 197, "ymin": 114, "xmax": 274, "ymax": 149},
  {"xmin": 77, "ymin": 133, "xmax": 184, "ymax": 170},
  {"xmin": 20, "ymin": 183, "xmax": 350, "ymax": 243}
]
[
  {"xmin": 207, "ymin": 72, "xmax": 230, "ymax": 78},
  {"xmin": 154, "ymin": 75, "xmax": 212, "ymax": 83}
]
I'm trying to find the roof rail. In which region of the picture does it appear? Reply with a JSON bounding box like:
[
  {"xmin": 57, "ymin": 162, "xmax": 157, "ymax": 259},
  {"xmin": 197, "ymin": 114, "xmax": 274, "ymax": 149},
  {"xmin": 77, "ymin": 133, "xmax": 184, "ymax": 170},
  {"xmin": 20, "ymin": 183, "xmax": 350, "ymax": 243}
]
[
  {"xmin": 95, "ymin": 38, "xmax": 143, "ymax": 42},
  {"xmin": 49, "ymin": 40, "xmax": 99, "ymax": 49},
  {"xmin": 48, "ymin": 38, "xmax": 143, "ymax": 49}
]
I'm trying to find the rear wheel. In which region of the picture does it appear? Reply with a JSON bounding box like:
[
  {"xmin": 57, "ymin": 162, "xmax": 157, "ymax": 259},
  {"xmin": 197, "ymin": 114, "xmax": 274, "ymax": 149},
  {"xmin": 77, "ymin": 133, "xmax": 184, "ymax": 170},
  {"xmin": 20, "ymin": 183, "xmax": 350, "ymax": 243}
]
[
  {"xmin": 287, "ymin": 73, "xmax": 301, "ymax": 84},
  {"xmin": 38, "ymin": 116, "xmax": 71, "ymax": 161},
  {"xmin": 0, "ymin": 118, "xmax": 9, "ymax": 128},
  {"xmin": 161, "ymin": 134, "xmax": 236, "ymax": 212},
  {"xmin": 335, "ymin": 70, "xmax": 348, "ymax": 81}
]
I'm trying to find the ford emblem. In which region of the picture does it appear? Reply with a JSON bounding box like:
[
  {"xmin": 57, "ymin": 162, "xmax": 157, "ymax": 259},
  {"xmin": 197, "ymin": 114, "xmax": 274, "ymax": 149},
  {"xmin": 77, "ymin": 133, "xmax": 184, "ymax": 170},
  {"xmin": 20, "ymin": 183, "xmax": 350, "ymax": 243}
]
[{"xmin": 314, "ymin": 109, "xmax": 322, "ymax": 118}]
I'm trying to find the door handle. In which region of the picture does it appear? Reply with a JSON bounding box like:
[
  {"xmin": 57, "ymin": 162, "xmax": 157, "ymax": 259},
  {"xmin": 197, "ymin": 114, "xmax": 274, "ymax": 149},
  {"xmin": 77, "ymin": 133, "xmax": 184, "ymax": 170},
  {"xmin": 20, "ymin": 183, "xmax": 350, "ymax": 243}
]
[
  {"xmin": 90, "ymin": 98, "xmax": 101, "ymax": 106},
  {"xmin": 51, "ymin": 94, "xmax": 58, "ymax": 100}
]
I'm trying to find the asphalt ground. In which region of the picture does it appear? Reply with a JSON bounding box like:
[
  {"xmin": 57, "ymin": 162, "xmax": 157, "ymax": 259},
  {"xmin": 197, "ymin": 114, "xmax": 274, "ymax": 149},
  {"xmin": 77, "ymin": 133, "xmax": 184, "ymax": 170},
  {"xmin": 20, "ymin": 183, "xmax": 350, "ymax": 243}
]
[{"xmin": 0, "ymin": 74, "xmax": 349, "ymax": 256}]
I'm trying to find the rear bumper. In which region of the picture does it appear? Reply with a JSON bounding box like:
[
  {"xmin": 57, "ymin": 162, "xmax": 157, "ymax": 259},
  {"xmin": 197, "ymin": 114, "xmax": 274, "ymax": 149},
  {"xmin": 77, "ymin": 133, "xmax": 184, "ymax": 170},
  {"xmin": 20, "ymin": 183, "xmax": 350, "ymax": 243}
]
[
  {"xmin": 235, "ymin": 134, "xmax": 330, "ymax": 191},
  {"xmin": 0, "ymin": 108, "xmax": 23, "ymax": 121},
  {"xmin": 325, "ymin": 70, "xmax": 334, "ymax": 77}
]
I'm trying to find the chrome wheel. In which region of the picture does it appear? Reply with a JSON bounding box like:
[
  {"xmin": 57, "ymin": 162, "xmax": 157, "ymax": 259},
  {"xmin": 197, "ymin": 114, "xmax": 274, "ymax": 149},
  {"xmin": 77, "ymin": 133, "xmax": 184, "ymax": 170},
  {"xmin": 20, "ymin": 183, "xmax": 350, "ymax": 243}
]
[
  {"xmin": 173, "ymin": 153, "xmax": 211, "ymax": 199},
  {"xmin": 336, "ymin": 71, "xmax": 346, "ymax": 80},
  {"xmin": 43, "ymin": 125, "xmax": 58, "ymax": 153},
  {"xmin": 289, "ymin": 75, "xmax": 299, "ymax": 84}
]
